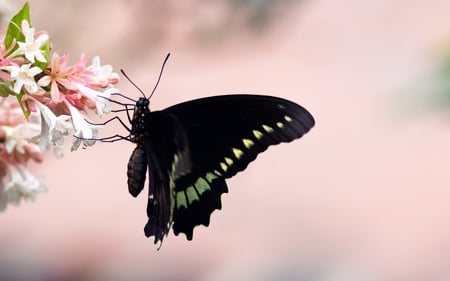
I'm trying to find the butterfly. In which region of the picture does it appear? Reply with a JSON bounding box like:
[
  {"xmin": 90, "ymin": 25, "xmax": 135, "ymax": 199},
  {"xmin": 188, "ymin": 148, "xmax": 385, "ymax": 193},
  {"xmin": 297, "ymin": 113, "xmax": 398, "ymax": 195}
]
[{"xmin": 104, "ymin": 54, "xmax": 315, "ymax": 247}]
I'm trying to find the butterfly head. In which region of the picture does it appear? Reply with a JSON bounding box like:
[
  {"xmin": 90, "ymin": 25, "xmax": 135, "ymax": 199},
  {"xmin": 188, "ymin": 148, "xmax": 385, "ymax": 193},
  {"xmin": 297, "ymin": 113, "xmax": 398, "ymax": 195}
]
[{"xmin": 136, "ymin": 97, "xmax": 149, "ymax": 108}]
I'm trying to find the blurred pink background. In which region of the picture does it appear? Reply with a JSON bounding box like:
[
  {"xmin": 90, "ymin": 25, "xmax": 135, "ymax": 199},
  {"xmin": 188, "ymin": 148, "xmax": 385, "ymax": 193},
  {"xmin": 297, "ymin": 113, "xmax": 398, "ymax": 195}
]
[{"xmin": 2, "ymin": 0, "xmax": 450, "ymax": 280}]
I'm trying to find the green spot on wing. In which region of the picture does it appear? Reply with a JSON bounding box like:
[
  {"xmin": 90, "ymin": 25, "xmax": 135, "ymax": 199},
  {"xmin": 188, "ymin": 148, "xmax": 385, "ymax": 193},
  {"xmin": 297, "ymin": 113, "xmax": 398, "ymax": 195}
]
[
  {"xmin": 205, "ymin": 172, "xmax": 218, "ymax": 183},
  {"xmin": 176, "ymin": 192, "xmax": 187, "ymax": 209},
  {"xmin": 186, "ymin": 186, "xmax": 200, "ymax": 204},
  {"xmin": 194, "ymin": 177, "xmax": 210, "ymax": 195}
]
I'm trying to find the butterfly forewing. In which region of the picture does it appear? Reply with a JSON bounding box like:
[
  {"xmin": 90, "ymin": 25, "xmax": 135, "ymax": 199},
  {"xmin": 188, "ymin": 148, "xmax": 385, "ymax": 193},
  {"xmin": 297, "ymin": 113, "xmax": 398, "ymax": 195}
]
[
  {"xmin": 160, "ymin": 95, "xmax": 315, "ymax": 240},
  {"xmin": 163, "ymin": 95, "xmax": 314, "ymax": 178}
]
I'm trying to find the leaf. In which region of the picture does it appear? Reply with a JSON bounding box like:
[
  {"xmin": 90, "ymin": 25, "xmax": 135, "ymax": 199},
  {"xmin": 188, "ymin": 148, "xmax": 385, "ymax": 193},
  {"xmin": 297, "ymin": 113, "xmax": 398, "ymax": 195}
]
[
  {"xmin": 4, "ymin": 2, "xmax": 31, "ymax": 51},
  {"xmin": 0, "ymin": 82, "xmax": 15, "ymax": 97}
]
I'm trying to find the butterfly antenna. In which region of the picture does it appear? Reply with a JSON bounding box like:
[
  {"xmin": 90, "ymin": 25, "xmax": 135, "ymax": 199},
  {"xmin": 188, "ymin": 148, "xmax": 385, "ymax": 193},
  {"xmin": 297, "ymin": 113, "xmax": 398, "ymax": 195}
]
[
  {"xmin": 148, "ymin": 53, "xmax": 170, "ymax": 99},
  {"xmin": 120, "ymin": 69, "xmax": 146, "ymax": 98}
]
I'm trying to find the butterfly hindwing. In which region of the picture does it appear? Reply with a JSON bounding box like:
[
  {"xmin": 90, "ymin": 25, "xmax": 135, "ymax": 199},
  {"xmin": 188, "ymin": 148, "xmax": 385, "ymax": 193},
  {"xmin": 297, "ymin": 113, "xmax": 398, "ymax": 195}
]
[
  {"xmin": 132, "ymin": 112, "xmax": 191, "ymax": 245},
  {"xmin": 172, "ymin": 174, "xmax": 228, "ymax": 240}
]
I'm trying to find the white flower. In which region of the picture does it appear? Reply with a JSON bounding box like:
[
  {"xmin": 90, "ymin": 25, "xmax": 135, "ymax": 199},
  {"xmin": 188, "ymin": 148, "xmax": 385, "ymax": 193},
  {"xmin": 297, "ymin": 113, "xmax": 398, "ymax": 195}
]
[
  {"xmin": 9, "ymin": 63, "xmax": 42, "ymax": 93},
  {"xmin": 87, "ymin": 56, "xmax": 120, "ymax": 87},
  {"xmin": 76, "ymin": 83, "xmax": 116, "ymax": 117},
  {"xmin": 16, "ymin": 21, "xmax": 49, "ymax": 63},
  {"xmin": 66, "ymin": 101, "xmax": 100, "ymax": 151},
  {"xmin": 2, "ymin": 122, "xmax": 40, "ymax": 154},
  {"xmin": 33, "ymin": 100, "xmax": 72, "ymax": 151},
  {"xmin": 96, "ymin": 88, "xmax": 115, "ymax": 116},
  {"xmin": 0, "ymin": 163, "xmax": 47, "ymax": 211}
]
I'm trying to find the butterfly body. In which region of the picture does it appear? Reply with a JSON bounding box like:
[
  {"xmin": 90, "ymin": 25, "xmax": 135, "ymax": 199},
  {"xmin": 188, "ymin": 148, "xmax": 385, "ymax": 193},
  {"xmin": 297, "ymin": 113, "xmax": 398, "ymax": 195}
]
[
  {"xmin": 127, "ymin": 145, "xmax": 146, "ymax": 197},
  {"xmin": 125, "ymin": 94, "xmax": 314, "ymax": 246}
]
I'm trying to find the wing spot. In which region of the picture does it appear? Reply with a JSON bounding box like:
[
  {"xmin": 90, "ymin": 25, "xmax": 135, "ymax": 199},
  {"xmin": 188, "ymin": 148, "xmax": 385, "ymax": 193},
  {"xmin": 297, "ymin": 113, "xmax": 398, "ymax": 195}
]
[
  {"xmin": 220, "ymin": 162, "xmax": 228, "ymax": 172},
  {"xmin": 186, "ymin": 186, "xmax": 200, "ymax": 204},
  {"xmin": 242, "ymin": 138, "xmax": 255, "ymax": 149},
  {"xmin": 225, "ymin": 157, "xmax": 234, "ymax": 166},
  {"xmin": 176, "ymin": 192, "xmax": 187, "ymax": 209},
  {"xmin": 232, "ymin": 147, "xmax": 244, "ymax": 159},
  {"xmin": 205, "ymin": 172, "xmax": 218, "ymax": 183},
  {"xmin": 284, "ymin": 115, "xmax": 293, "ymax": 122},
  {"xmin": 214, "ymin": 170, "xmax": 222, "ymax": 176},
  {"xmin": 252, "ymin": 130, "xmax": 263, "ymax": 139},
  {"xmin": 194, "ymin": 177, "xmax": 210, "ymax": 195},
  {"xmin": 262, "ymin": 124, "xmax": 274, "ymax": 133},
  {"xmin": 276, "ymin": 122, "xmax": 284, "ymax": 128}
]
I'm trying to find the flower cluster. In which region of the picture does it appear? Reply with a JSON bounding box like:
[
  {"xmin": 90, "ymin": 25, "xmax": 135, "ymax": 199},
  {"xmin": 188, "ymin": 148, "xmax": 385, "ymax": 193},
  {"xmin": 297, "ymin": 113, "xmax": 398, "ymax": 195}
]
[
  {"xmin": 0, "ymin": 3, "xmax": 119, "ymax": 211},
  {"xmin": 0, "ymin": 97, "xmax": 45, "ymax": 211}
]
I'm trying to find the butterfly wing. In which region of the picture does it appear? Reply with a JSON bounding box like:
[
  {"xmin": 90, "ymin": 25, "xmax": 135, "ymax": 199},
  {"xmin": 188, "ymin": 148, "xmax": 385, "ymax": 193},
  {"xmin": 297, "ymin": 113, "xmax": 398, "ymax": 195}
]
[
  {"xmin": 161, "ymin": 94, "xmax": 315, "ymax": 240},
  {"xmin": 137, "ymin": 112, "xmax": 191, "ymax": 245}
]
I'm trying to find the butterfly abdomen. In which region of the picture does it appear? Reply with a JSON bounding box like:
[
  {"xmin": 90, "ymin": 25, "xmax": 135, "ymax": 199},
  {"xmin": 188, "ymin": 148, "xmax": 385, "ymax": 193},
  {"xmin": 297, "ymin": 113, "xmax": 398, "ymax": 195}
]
[{"xmin": 127, "ymin": 145, "xmax": 147, "ymax": 197}]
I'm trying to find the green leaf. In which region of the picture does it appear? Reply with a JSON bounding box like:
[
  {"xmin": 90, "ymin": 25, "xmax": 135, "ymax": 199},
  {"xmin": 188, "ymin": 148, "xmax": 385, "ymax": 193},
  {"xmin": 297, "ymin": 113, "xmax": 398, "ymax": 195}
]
[
  {"xmin": 4, "ymin": 2, "xmax": 31, "ymax": 51},
  {"xmin": 0, "ymin": 82, "xmax": 16, "ymax": 97}
]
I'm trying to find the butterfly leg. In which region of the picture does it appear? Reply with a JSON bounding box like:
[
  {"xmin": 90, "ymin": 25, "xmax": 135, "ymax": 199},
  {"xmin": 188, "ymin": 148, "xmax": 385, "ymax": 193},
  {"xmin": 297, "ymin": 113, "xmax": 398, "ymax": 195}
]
[
  {"xmin": 98, "ymin": 96, "xmax": 135, "ymax": 123},
  {"xmin": 73, "ymin": 134, "xmax": 131, "ymax": 143},
  {"xmin": 97, "ymin": 95, "xmax": 135, "ymax": 107},
  {"xmin": 85, "ymin": 116, "xmax": 131, "ymax": 132}
]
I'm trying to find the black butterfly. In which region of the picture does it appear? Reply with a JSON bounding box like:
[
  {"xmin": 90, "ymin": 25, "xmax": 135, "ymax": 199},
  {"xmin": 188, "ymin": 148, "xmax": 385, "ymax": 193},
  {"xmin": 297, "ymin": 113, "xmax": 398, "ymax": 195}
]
[{"xmin": 103, "ymin": 54, "xmax": 315, "ymax": 247}]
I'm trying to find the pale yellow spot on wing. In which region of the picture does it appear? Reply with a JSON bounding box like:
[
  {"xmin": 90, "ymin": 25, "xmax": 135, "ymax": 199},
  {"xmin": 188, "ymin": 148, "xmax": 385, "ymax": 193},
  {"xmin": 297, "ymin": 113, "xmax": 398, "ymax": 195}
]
[
  {"xmin": 284, "ymin": 115, "xmax": 293, "ymax": 122},
  {"xmin": 262, "ymin": 124, "xmax": 274, "ymax": 133},
  {"xmin": 252, "ymin": 129, "xmax": 263, "ymax": 139},
  {"xmin": 220, "ymin": 162, "xmax": 228, "ymax": 172},
  {"xmin": 232, "ymin": 148, "xmax": 244, "ymax": 159},
  {"xmin": 276, "ymin": 122, "xmax": 284, "ymax": 128},
  {"xmin": 225, "ymin": 157, "xmax": 234, "ymax": 166},
  {"xmin": 242, "ymin": 138, "xmax": 255, "ymax": 149}
]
